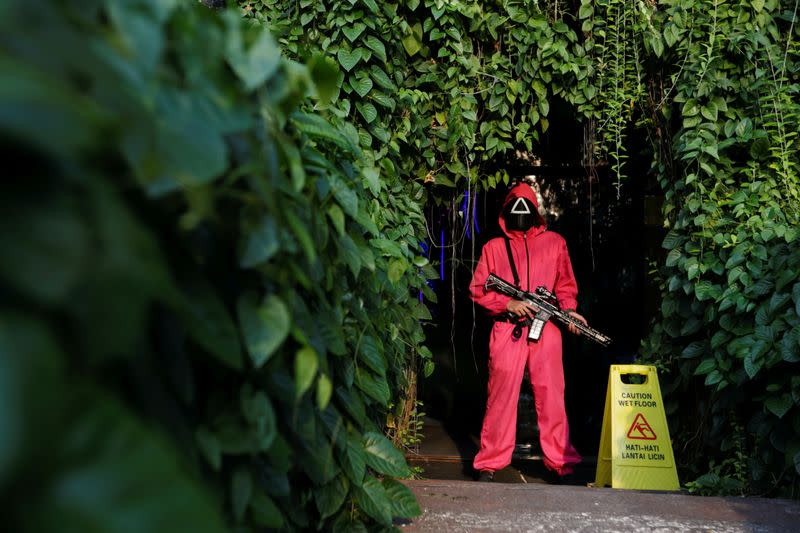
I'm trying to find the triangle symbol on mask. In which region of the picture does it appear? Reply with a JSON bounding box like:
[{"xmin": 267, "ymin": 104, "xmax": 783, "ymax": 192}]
[{"xmin": 510, "ymin": 197, "xmax": 532, "ymax": 215}]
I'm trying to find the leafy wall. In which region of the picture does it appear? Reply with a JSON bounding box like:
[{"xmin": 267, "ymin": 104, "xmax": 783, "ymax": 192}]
[
  {"xmin": 639, "ymin": 0, "xmax": 800, "ymax": 496},
  {"xmin": 1, "ymin": 0, "xmax": 430, "ymax": 530},
  {"xmin": 240, "ymin": 0, "xmax": 612, "ymax": 190},
  {"xmin": 244, "ymin": 0, "xmax": 800, "ymax": 496}
]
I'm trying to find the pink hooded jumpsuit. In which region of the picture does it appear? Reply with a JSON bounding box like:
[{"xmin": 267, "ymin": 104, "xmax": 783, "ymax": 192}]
[{"xmin": 470, "ymin": 183, "xmax": 582, "ymax": 475}]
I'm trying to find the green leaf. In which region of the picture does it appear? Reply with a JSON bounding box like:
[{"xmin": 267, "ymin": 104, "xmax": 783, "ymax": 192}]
[
  {"xmin": 361, "ymin": 0, "xmax": 380, "ymax": 14},
  {"xmin": 354, "ymin": 367, "xmax": 390, "ymax": 405},
  {"xmin": 291, "ymin": 111, "xmax": 360, "ymax": 154},
  {"xmin": 695, "ymin": 280, "xmax": 718, "ymax": 301},
  {"xmin": 662, "ymin": 230, "xmax": 683, "ymax": 249},
  {"xmin": 356, "ymin": 101, "xmax": 378, "ymax": 123},
  {"xmin": 309, "ymin": 53, "xmax": 340, "ymax": 102},
  {"xmin": 336, "ymin": 48, "xmax": 362, "ymax": 71},
  {"xmin": 250, "ymin": 491, "xmax": 284, "ymax": 528},
  {"xmin": 700, "ymin": 102, "xmax": 718, "ymax": 121},
  {"xmin": 781, "ymin": 337, "xmax": 800, "ymax": 363},
  {"xmin": 665, "ymin": 249, "xmax": 682, "ymax": 267},
  {"xmin": 342, "ymin": 23, "xmax": 367, "ymax": 42},
  {"xmin": 765, "ymin": 395, "xmax": 792, "ymax": 418},
  {"xmin": 240, "ymin": 384, "xmax": 275, "ymax": 438},
  {"xmin": 650, "ymin": 35, "xmax": 664, "ymax": 57},
  {"xmin": 710, "ymin": 331, "xmax": 729, "ymax": 349},
  {"xmin": 704, "ymin": 370, "xmax": 723, "ymax": 386},
  {"xmin": 370, "ymin": 66, "xmax": 397, "ymax": 91},
  {"xmin": 329, "ymin": 174, "xmax": 359, "ymax": 217},
  {"xmin": 383, "ymin": 478, "xmax": 421, "ymax": 518},
  {"xmin": 315, "ymin": 475, "xmax": 349, "ymax": 520},
  {"xmin": 388, "ymin": 258, "xmax": 409, "ymax": 283},
  {"xmin": 237, "ymin": 293, "xmax": 291, "ymax": 368},
  {"xmin": 370, "ymin": 238, "xmax": 403, "ymax": 257},
  {"xmin": 364, "ymin": 35, "xmax": 386, "ymax": 61},
  {"xmin": 195, "ymin": 427, "xmax": 221, "ymax": 471},
  {"xmin": 539, "ymin": 98, "xmax": 550, "ymax": 117},
  {"xmin": 794, "ymin": 283, "xmax": 800, "ymax": 316},
  {"xmin": 295, "ymin": 346, "xmax": 319, "ymax": 399},
  {"xmin": 727, "ymin": 266, "xmax": 744, "ymax": 285},
  {"xmin": 231, "ymin": 467, "xmax": 253, "ymax": 523},
  {"xmin": 341, "ymin": 432, "xmax": 367, "ymax": 483},
  {"xmin": 356, "ymin": 477, "xmax": 393, "ymax": 525},
  {"xmin": 412, "ymin": 300, "xmax": 432, "ymax": 320},
  {"xmin": 225, "ymin": 17, "xmax": 281, "ymax": 90},
  {"xmin": 694, "ymin": 358, "xmax": 716, "ymax": 375},
  {"xmin": 240, "ymin": 215, "xmax": 279, "ymax": 268},
  {"xmin": 0, "ymin": 199, "xmax": 89, "ymax": 305},
  {"xmin": 284, "ymin": 209, "xmax": 317, "ymax": 263},
  {"xmin": 328, "ymin": 204, "xmax": 346, "ymax": 236},
  {"xmin": 351, "ymin": 75, "xmax": 373, "ymax": 98},
  {"xmin": 338, "ymin": 233, "xmax": 363, "ymax": 277},
  {"xmin": 362, "ymin": 166, "xmax": 381, "ymax": 195},
  {"xmin": 401, "ymin": 23, "xmax": 423, "ymax": 56},
  {"xmin": 681, "ymin": 341, "xmax": 706, "ymax": 359},
  {"xmin": 370, "ymin": 91, "xmax": 396, "ymax": 111},
  {"xmin": 359, "ymin": 335, "xmax": 387, "ymax": 376},
  {"xmin": 181, "ymin": 279, "xmax": 243, "ymax": 370},
  {"xmin": 317, "ymin": 373, "xmax": 333, "ymax": 410},
  {"xmin": 363, "ymin": 431, "xmax": 410, "ymax": 477},
  {"xmin": 744, "ymin": 352, "xmax": 762, "ymax": 379}
]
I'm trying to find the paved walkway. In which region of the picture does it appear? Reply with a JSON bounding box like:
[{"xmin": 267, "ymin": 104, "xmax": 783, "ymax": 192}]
[
  {"xmin": 403, "ymin": 417, "xmax": 800, "ymax": 531},
  {"xmin": 399, "ymin": 479, "xmax": 800, "ymax": 532}
]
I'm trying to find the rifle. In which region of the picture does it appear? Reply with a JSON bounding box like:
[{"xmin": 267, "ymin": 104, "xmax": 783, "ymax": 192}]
[{"xmin": 484, "ymin": 272, "xmax": 611, "ymax": 347}]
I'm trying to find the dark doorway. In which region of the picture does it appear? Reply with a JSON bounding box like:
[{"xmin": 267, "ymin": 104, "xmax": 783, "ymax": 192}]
[{"xmin": 416, "ymin": 111, "xmax": 663, "ymax": 480}]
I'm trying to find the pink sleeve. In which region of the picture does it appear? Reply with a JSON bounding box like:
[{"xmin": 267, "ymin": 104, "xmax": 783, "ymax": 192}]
[
  {"xmin": 469, "ymin": 243, "xmax": 512, "ymax": 314},
  {"xmin": 554, "ymin": 239, "xmax": 579, "ymax": 311}
]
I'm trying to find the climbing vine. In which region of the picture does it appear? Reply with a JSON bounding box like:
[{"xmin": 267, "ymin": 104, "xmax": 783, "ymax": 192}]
[{"xmin": 640, "ymin": 0, "xmax": 800, "ymax": 497}]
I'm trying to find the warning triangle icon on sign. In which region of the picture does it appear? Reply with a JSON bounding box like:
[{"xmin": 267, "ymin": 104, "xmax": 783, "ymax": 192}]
[{"xmin": 627, "ymin": 413, "xmax": 657, "ymax": 440}]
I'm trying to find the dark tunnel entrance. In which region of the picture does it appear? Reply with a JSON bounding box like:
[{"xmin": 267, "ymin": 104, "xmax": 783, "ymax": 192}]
[{"xmin": 415, "ymin": 101, "xmax": 665, "ymax": 481}]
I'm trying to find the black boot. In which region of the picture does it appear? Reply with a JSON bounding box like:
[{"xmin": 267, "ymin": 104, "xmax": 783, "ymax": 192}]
[{"xmin": 477, "ymin": 470, "xmax": 494, "ymax": 482}]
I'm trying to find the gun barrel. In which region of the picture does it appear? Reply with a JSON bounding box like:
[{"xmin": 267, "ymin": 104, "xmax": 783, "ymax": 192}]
[{"xmin": 570, "ymin": 320, "xmax": 612, "ymax": 346}]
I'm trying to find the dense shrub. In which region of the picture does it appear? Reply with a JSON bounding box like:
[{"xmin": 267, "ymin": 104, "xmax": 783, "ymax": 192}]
[
  {"xmin": 640, "ymin": 0, "xmax": 800, "ymax": 497},
  {"xmin": 0, "ymin": 0, "xmax": 431, "ymax": 530}
]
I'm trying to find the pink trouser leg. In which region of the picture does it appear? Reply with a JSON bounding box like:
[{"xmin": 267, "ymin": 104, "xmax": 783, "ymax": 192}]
[
  {"xmin": 473, "ymin": 322, "xmax": 581, "ymax": 474},
  {"xmin": 528, "ymin": 322, "xmax": 582, "ymax": 475},
  {"xmin": 473, "ymin": 324, "xmax": 528, "ymax": 472}
]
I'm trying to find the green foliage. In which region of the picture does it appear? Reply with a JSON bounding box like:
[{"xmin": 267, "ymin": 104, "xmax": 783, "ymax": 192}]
[
  {"xmin": 640, "ymin": 0, "xmax": 800, "ymax": 497},
  {"xmin": 1, "ymin": 0, "xmax": 430, "ymax": 530},
  {"xmin": 241, "ymin": 0, "xmax": 611, "ymax": 191},
  {"xmin": 241, "ymin": 0, "xmax": 800, "ymax": 498},
  {"xmin": 579, "ymin": 0, "xmax": 648, "ymax": 188}
]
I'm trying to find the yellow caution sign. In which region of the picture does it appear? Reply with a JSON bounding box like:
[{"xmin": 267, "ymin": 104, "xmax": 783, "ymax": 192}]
[{"xmin": 593, "ymin": 364, "xmax": 680, "ymax": 490}]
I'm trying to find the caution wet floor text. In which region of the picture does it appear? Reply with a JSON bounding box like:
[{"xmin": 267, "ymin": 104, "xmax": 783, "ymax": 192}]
[{"xmin": 594, "ymin": 365, "xmax": 680, "ymax": 490}]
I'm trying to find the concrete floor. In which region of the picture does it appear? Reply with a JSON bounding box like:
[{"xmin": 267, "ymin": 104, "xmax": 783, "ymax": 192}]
[
  {"xmin": 402, "ymin": 417, "xmax": 800, "ymax": 532},
  {"xmin": 399, "ymin": 479, "xmax": 800, "ymax": 532}
]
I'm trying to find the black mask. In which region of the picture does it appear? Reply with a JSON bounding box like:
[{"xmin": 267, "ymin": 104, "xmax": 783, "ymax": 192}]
[{"xmin": 503, "ymin": 197, "xmax": 538, "ymax": 231}]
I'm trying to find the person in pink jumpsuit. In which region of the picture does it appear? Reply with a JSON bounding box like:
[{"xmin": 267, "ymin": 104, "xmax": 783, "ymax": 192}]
[{"xmin": 470, "ymin": 181, "xmax": 588, "ymax": 482}]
